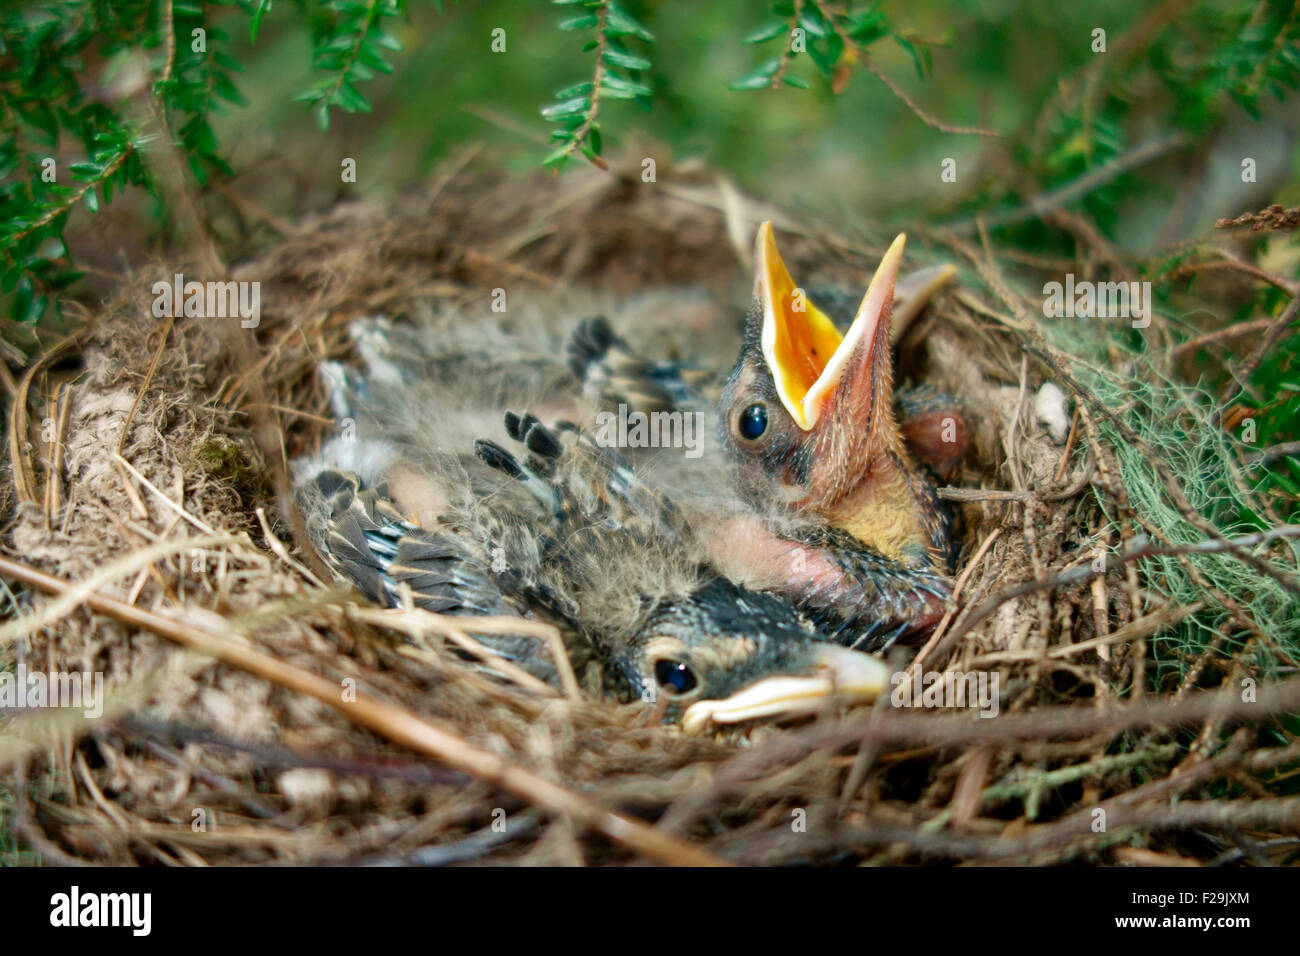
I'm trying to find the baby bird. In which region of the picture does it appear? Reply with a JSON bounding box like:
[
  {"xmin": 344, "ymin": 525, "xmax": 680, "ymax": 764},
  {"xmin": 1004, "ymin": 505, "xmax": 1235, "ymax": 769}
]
[
  {"xmin": 568, "ymin": 224, "xmax": 968, "ymax": 649},
  {"xmin": 474, "ymin": 413, "xmax": 888, "ymax": 729},
  {"xmin": 713, "ymin": 223, "xmax": 967, "ymax": 647},
  {"xmin": 293, "ymin": 317, "xmax": 888, "ymax": 729}
]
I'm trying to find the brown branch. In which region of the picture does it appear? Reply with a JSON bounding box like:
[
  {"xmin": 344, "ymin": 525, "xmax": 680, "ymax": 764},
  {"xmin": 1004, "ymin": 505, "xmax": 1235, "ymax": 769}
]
[
  {"xmin": 6, "ymin": 333, "xmax": 82, "ymax": 508},
  {"xmin": 814, "ymin": 1, "xmax": 996, "ymax": 136},
  {"xmin": 1169, "ymin": 317, "xmax": 1276, "ymax": 358},
  {"xmin": 557, "ymin": 1, "xmax": 611, "ymax": 170},
  {"xmin": 944, "ymin": 134, "xmax": 1188, "ymax": 236},
  {"xmin": 4, "ymin": 147, "xmax": 133, "ymax": 248},
  {"xmin": 1244, "ymin": 441, "xmax": 1300, "ymax": 469},
  {"xmin": 1221, "ymin": 293, "xmax": 1300, "ymax": 411},
  {"xmin": 936, "ymin": 525, "xmax": 1300, "ymax": 658},
  {"xmin": 1216, "ymin": 203, "xmax": 1300, "ymax": 233},
  {"xmin": 769, "ymin": 0, "xmax": 803, "ymax": 90},
  {"xmin": 1164, "ymin": 256, "xmax": 1300, "ymax": 297},
  {"xmin": 159, "ymin": 0, "xmax": 176, "ymax": 85}
]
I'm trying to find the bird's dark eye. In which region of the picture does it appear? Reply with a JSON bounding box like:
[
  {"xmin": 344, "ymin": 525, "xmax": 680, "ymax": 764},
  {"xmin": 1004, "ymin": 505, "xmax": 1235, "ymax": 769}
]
[
  {"xmin": 737, "ymin": 403, "xmax": 768, "ymax": 442},
  {"xmin": 654, "ymin": 659, "xmax": 698, "ymax": 696}
]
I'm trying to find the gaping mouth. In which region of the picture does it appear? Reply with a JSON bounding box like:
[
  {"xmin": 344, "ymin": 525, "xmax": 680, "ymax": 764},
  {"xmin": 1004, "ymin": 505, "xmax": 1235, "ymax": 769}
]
[
  {"xmin": 755, "ymin": 221, "xmax": 906, "ymax": 431},
  {"xmin": 680, "ymin": 644, "xmax": 889, "ymax": 734}
]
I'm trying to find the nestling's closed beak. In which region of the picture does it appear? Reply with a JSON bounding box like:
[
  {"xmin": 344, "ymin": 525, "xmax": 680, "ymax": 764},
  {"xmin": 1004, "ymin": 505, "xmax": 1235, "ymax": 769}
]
[{"xmin": 680, "ymin": 644, "xmax": 889, "ymax": 733}]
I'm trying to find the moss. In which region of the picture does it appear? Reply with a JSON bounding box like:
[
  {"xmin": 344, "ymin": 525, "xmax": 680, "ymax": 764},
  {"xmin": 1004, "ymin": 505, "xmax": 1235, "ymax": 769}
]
[{"xmin": 193, "ymin": 433, "xmax": 270, "ymax": 504}]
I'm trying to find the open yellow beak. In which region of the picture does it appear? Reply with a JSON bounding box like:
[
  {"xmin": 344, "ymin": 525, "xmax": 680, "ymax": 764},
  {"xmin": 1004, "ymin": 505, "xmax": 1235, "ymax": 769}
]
[
  {"xmin": 755, "ymin": 222, "xmax": 907, "ymax": 431},
  {"xmin": 680, "ymin": 644, "xmax": 890, "ymax": 734}
]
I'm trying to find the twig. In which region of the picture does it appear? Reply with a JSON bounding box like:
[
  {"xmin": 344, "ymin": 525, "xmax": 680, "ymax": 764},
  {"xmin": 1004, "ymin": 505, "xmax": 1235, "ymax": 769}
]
[
  {"xmin": 1165, "ymin": 256, "xmax": 1300, "ymax": 297},
  {"xmin": 113, "ymin": 453, "xmax": 218, "ymax": 536},
  {"xmin": 814, "ymin": 1, "xmax": 996, "ymax": 136},
  {"xmin": 937, "ymin": 526, "xmax": 1300, "ymax": 657},
  {"xmin": 861, "ymin": 59, "xmax": 997, "ymax": 137},
  {"xmin": 769, "ymin": 0, "xmax": 803, "ymax": 91},
  {"xmin": 943, "ymin": 134, "xmax": 1188, "ymax": 236},
  {"xmin": 936, "ymin": 487, "xmax": 1035, "ymax": 502},
  {"xmin": 1244, "ymin": 441, "xmax": 1300, "ymax": 469},
  {"xmin": 4, "ymin": 149, "xmax": 133, "ymax": 248},
  {"xmin": 116, "ymin": 313, "xmax": 174, "ymax": 456},
  {"xmin": 968, "ymin": 602, "xmax": 1204, "ymax": 666},
  {"xmin": 904, "ymin": 527, "xmax": 1001, "ymax": 682},
  {"xmin": 7, "ymin": 333, "xmax": 81, "ymax": 507},
  {"xmin": 556, "ymin": 1, "xmax": 611, "ymax": 169},
  {"xmin": 0, "ymin": 533, "xmax": 236, "ymax": 647},
  {"xmin": 159, "ymin": 0, "xmax": 177, "ymax": 85},
  {"xmin": 660, "ymin": 683, "xmax": 1291, "ymax": 838},
  {"xmin": 1053, "ymin": 405, "xmax": 1081, "ymax": 483},
  {"xmin": 255, "ymin": 506, "xmax": 325, "ymax": 588},
  {"xmin": 1169, "ymin": 317, "xmax": 1276, "ymax": 358},
  {"xmin": 1215, "ymin": 203, "xmax": 1300, "ymax": 233},
  {"xmin": 359, "ymin": 813, "xmax": 542, "ymax": 866},
  {"xmin": 1221, "ymin": 293, "xmax": 1300, "ymax": 411},
  {"xmin": 346, "ymin": 604, "xmax": 570, "ymax": 702}
]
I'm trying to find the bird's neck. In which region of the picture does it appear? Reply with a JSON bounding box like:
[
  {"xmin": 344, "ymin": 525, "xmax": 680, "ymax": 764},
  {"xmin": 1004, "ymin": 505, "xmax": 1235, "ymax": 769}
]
[{"xmin": 824, "ymin": 448, "xmax": 934, "ymax": 567}]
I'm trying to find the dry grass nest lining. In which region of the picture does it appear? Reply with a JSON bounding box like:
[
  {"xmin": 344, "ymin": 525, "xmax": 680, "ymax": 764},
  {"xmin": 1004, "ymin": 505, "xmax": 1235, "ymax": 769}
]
[{"xmin": 3, "ymin": 160, "xmax": 1298, "ymax": 867}]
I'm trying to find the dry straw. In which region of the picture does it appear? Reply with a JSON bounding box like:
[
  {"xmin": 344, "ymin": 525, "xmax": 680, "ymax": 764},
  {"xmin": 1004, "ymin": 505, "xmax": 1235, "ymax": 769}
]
[{"xmin": 2, "ymin": 158, "xmax": 1297, "ymax": 865}]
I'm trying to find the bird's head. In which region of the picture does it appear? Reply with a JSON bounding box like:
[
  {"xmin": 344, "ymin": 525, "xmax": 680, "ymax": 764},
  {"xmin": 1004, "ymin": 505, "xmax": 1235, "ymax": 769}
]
[
  {"xmin": 611, "ymin": 578, "xmax": 889, "ymax": 731},
  {"xmin": 720, "ymin": 222, "xmax": 907, "ymax": 514}
]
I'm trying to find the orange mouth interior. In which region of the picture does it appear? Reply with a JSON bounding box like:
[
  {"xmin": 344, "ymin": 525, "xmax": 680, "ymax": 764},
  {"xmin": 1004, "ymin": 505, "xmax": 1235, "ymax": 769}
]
[
  {"xmin": 756, "ymin": 223, "xmax": 906, "ymax": 432},
  {"xmin": 757, "ymin": 224, "xmax": 844, "ymax": 430}
]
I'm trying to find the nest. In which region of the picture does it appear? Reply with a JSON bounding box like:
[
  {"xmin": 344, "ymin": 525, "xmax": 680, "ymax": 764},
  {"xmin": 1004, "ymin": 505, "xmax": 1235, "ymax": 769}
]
[{"xmin": 3, "ymin": 156, "xmax": 1298, "ymax": 866}]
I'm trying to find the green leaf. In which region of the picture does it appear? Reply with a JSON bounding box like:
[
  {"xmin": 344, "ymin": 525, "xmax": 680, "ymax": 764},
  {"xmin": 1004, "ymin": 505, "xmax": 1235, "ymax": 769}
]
[
  {"xmin": 357, "ymin": 44, "xmax": 395, "ymax": 72},
  {"xmin": 553, "ymin": 81, "xmax": 594, "ymax": 99},
  {"xmin": 601, "ymin": 73, "xmax": 651, "ymax": 97},
  {"xmin": 783, "ymin": 74, "xmax": 810, "ymax": 89},
  {"xmin": 541, "ymin": 96, "xmax": 590, "ymax": 120},
  {"xmin": 606, "ymin": 3, "xmax": 654, "ymax": 41},
  {"xmin": 336, "ymin": 81, "xmax": 372, "ymax": 113},
  {"xmin": 249, "ymin": 0, "xmax": 271, "ymax": 43},
  {"xmin": 604, "ymin": 48, "xmax": 651, "ymax": 70},
  {"xmin": 214, "ymin": 72, "xmax": 248, "ymax": 106},
  {"xmin": 728, "ymin": 59, "xmax": 780, "ymax": 91},
  {"xmin": 542, "ymin": 146, "xmax": 572, "ymax": 168},
  {"xmin": 23, "ymin": 291, "xmax": 49, "ymax": 325},
  {"xmin": 84, "ymin": 187, "xmax": 99, "ymax": 213},
  {"xmin": 744, "ymin": 21, "xmax": 788, "ymax": 45},
  {"xmin": 324, "ymin": 34, "xmax": 360, "ymax": 54},
  {"xmin": 846, "ymin": 11, "xmax": 888, "ymax": 42},
  {"xmin": 797, "ymin": 11, "xmax": 830, "ymax": 38},
  {"xmin": 893, "ymin": 34, "xmax": 930, "ymax": 80},
  {"xmin": 12, "ymin": 276, "xmax": 34, "ymax": 323},
  {"xmin": 806, "ymin": 36, "xmax": 838, "ymax": 77},
  {"xmin": 559, "ymin": 14, "xmax": 598, "ymax": 31}
]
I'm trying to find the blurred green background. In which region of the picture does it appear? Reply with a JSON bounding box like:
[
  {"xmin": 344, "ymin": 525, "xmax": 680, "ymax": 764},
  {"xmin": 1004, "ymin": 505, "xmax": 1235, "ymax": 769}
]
[{"xmin": 209, "ymin": 0, "xmax": 1299, "ymax": 245}]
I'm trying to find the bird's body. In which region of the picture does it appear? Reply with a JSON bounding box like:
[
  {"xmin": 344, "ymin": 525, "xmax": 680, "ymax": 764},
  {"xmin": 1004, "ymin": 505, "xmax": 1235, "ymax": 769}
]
[{"xmin": 293, "ymin": 312, "xmax": 888, "ymax": 729}]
